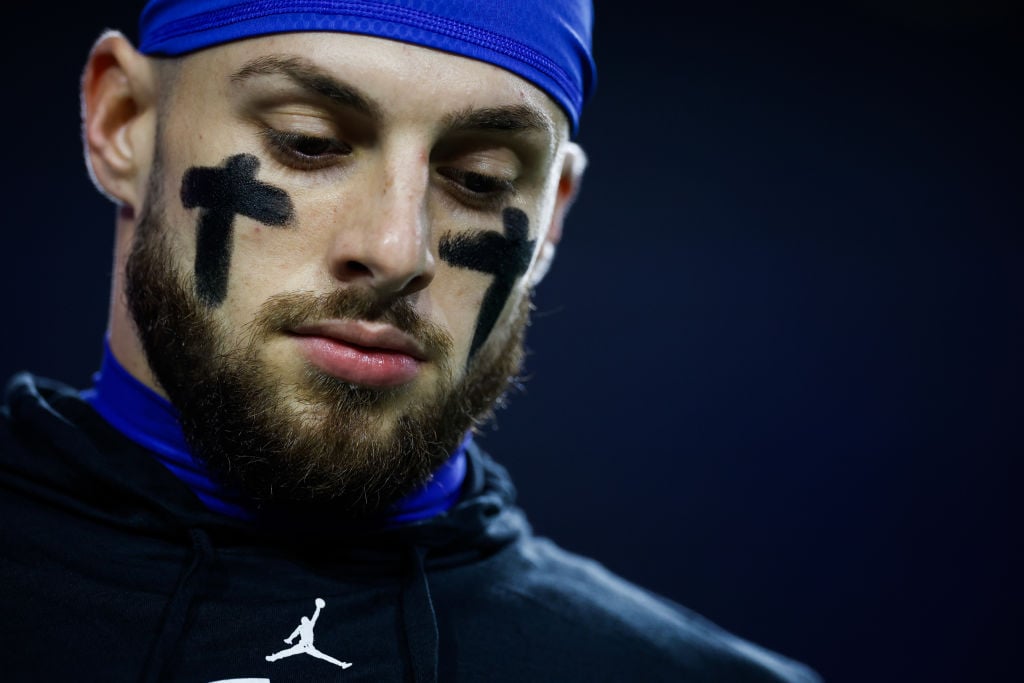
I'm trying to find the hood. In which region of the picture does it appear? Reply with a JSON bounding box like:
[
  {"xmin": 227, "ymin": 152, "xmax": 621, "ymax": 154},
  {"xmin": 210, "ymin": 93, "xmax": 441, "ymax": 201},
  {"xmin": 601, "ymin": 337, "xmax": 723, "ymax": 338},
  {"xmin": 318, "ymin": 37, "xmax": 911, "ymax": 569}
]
[{"xmin": 2, "ymin": 371, "xmax": 525, "ymax": 566}]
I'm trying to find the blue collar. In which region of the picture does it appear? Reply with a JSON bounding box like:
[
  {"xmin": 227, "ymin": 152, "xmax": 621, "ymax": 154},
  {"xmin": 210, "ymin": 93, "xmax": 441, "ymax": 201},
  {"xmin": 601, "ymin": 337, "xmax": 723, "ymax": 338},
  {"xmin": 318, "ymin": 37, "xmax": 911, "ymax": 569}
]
[{"xmin": 81, "ymin": 340, "xmax": 468, "ymax": 523}]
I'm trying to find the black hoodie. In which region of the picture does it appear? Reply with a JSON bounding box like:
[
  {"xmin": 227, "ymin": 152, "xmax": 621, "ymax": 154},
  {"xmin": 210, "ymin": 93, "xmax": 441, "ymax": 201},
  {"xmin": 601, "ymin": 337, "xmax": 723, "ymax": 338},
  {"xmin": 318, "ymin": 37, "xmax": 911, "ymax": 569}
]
[{"xmin": 0, "ymin": 373, "xmax": 821, "ymax": 682}]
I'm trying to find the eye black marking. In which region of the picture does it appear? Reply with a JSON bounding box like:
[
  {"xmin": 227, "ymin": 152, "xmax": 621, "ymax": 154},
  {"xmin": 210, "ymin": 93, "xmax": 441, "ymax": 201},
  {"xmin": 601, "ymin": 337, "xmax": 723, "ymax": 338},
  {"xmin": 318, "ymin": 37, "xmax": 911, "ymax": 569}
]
[
  {"xmin": 180, "ymin": 153, "xmax": 294, "ymax": 307},
  {"xmin": 439, "ymin": 207, "xmax": 535, "ymax": 359}
]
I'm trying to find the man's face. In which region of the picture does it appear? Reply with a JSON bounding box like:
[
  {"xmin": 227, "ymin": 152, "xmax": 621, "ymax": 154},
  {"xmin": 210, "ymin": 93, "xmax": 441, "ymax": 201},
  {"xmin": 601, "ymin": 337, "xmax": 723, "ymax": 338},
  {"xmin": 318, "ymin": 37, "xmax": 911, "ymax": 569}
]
[{"xmin": 122, "ymin": 32, "xmax": 571, "ymax": 511}]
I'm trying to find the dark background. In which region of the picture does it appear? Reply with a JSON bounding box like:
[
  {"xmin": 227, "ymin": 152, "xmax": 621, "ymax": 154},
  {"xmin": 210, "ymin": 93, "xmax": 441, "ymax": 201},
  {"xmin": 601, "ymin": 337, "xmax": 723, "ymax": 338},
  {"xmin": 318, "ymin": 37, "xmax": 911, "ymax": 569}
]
[{"xmin": 3, "ymin": 2, "xmax": 1021, "ymax": 681}]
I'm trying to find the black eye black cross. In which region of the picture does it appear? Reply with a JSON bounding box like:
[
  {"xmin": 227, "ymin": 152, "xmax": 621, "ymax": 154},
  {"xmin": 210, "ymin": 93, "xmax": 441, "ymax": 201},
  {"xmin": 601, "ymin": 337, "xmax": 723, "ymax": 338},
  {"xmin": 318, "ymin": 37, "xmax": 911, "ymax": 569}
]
[
  {"xmin": 181, "ymin": 153, "xmax": 294, "ymax": 307},
  {"xmin": 439, "ymin": 207, "xmax": 536, "ymax": 359}
]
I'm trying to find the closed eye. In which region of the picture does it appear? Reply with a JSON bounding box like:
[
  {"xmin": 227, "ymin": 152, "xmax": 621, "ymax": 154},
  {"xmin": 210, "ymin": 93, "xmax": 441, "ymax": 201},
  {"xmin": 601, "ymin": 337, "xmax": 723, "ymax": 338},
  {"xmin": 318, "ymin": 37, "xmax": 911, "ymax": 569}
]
[
  {"xmin": 437, "ymin": 167, "xmax": 516, "ymax": 210},
  {"xmin": 261, "ymin": 129, "xmax": 352, "ymax": 170}
]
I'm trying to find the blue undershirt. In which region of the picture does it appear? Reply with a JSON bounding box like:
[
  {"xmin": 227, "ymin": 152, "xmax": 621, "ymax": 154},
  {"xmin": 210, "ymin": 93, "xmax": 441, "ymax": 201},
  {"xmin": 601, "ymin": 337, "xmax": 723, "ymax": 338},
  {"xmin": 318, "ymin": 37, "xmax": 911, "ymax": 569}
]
[{"xmin": 81, "ymin": 341, "xmax": 468, "ymax": 523}]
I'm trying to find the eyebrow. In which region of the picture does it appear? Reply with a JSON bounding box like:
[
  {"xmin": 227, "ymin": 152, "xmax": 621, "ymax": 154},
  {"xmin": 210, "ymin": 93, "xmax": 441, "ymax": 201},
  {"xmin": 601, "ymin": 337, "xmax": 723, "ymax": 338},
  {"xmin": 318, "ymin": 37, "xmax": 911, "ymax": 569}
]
[
  {"xmin": 231, "ymin": 55, "xmax": 383, "ymax": 121},
  {"xmin": 442, "ymin": 104, "xmax": 555, "ymax": 140}
]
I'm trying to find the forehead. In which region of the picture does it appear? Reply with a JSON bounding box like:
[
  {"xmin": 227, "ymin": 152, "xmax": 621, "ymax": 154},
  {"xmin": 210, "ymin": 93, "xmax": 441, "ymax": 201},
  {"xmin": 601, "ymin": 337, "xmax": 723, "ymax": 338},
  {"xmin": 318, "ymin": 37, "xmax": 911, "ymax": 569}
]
[{"xmin": 169, "ymin": 31, "xmax": 568, "ymax": 141}]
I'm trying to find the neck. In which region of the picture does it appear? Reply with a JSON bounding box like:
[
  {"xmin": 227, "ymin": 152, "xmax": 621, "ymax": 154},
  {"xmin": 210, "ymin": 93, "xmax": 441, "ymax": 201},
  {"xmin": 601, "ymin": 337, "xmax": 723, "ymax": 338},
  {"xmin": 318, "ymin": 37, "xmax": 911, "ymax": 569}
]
[{"xmin": 81, "ymin": 339, "xmax": 468, "ymax": 524}]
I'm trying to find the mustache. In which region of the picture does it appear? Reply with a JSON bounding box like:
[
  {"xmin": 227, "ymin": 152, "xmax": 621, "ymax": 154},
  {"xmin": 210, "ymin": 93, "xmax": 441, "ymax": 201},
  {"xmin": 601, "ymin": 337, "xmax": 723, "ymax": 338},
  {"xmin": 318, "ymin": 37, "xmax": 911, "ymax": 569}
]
[{"xmin": 249, "ymin": 287, "xmax": 454, "ymax": 358}]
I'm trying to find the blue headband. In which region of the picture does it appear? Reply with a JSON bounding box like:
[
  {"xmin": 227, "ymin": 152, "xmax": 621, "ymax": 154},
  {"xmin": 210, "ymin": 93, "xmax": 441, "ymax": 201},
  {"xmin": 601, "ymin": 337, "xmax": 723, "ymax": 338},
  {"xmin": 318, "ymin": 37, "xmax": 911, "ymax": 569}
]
[{"xmin": 138, "ymin": 0, "xmax": 596, "ymax": 134}]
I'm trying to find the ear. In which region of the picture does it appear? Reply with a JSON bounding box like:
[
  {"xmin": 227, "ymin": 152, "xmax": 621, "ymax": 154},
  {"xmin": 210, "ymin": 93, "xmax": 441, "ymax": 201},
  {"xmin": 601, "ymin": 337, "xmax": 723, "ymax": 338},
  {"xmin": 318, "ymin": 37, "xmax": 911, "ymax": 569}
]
[
  {"xmin": 81, "ymin": 30, "xmax": 158, "ymax": 208},
  {"xmin": 529, "ymin": 141, "xmax": 587, "ymax": 286}
]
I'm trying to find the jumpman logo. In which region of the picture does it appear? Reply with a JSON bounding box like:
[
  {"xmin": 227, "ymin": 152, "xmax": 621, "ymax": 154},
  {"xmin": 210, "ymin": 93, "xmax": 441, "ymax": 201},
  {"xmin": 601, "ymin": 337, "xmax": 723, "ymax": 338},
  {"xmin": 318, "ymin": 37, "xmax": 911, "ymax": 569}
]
[{"xmin": 265, "ymin": 598, "xmax": 352, "ymax": 669}]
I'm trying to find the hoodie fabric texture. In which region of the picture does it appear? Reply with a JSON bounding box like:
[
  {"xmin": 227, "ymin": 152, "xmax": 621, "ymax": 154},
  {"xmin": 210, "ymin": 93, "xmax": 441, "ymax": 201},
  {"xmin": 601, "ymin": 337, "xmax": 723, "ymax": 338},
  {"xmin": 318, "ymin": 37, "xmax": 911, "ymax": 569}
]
[{"xmin": 1, "ymin": 372, "xmax": 821, "ymax": 682}]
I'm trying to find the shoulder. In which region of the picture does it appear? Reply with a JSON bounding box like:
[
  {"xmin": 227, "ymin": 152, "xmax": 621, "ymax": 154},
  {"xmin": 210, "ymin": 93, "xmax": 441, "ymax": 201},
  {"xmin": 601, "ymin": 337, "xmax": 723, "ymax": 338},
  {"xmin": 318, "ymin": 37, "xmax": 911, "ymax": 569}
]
[{"xmin": 452, "ymin": 533, "xmax": 821, "ymax": 682}]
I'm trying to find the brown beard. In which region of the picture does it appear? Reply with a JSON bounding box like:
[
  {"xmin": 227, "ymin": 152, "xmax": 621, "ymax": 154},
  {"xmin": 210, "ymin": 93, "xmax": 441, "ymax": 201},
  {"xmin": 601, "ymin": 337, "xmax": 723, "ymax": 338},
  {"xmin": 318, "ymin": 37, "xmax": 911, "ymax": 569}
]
[{"xmin": 124, "ymin": 169, "xmax": 529, "ymax": 515}]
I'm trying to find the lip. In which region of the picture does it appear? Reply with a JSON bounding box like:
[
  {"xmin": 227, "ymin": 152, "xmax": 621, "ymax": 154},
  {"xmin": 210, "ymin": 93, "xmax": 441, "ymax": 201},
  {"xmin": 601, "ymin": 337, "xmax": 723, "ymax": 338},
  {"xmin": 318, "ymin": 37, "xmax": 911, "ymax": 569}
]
[{"xmin": 289, "ymin": 320, "xmax": 426, "ymax": 388}]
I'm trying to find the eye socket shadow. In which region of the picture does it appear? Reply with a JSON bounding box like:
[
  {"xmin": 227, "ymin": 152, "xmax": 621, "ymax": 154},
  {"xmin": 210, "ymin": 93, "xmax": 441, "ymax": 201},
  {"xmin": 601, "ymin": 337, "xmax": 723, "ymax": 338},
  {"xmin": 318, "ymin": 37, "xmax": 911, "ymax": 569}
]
[
  {"xmin": 440, "ymin": 207, "xmax": 535, "ymax": 359},
  {"xmin": 180, "ymin": 153, "xmax": 294, "ymax": 307}
]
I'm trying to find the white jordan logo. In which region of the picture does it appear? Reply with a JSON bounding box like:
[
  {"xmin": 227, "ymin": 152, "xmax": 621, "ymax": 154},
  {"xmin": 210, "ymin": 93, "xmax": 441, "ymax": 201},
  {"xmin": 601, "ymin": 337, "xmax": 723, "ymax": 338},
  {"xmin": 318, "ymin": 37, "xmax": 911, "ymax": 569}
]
[{"xmin": 265, "ymin": 598, "xmax": 352, "ymax": 669}]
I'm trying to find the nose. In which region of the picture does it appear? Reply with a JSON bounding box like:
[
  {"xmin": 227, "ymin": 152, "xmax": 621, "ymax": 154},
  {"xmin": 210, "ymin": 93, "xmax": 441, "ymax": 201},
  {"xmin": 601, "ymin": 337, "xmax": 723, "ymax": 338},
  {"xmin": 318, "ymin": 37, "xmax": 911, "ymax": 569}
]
[{"xmin": 327, "ymin": 151, "xmax": 435, "ymax": 297}]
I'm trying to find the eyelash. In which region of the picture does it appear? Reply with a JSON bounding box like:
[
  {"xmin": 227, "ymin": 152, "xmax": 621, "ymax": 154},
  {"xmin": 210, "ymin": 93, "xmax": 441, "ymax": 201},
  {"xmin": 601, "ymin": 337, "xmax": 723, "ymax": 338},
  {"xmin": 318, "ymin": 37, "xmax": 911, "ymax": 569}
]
[
  {"xmin": 437, "ymin": 167, "xmax": 516, "ymax": 211},
  {"xmin": 260, "ymin": 129, "xmax": 352, "ymax": 171}
]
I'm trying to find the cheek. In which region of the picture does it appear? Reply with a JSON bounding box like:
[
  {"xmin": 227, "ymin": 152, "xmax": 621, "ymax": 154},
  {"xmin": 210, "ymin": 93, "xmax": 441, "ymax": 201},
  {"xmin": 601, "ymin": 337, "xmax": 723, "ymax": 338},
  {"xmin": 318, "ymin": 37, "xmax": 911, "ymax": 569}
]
[
  {"xmin": 226, "ymin": 186, "xmax": 338, "ymax": 304},
  {"xmin": 175, "ymin": 153, "xmax": 295, "ymax": 308},
  {"xmin": 432, "ymin": 265, "xmax": 492, "ymax": 356},
  {"xmin": 436, "ymin": 208, "xmax": 537, "ymax": 360},
  {"xmin": 233, "ymin": 221, "xmax": 317, "ymax": 283}
]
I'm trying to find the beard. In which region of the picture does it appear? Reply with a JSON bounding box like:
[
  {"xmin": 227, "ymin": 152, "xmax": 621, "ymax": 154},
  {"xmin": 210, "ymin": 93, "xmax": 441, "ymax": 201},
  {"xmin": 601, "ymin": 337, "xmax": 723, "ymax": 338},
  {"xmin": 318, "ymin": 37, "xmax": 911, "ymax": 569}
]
[{"xmin": 124, "ymin": 172, "xmax": 529, "ymax": 516}]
